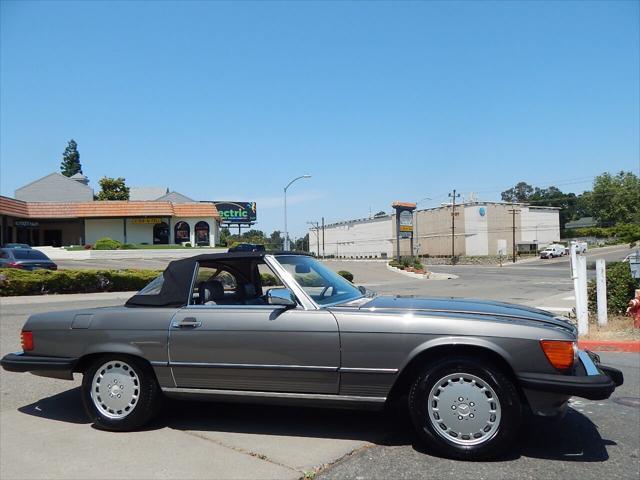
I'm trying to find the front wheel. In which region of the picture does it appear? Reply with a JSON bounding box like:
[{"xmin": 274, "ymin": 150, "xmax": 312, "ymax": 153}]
[
  {"xmin": 408, "ymin": 356, "xmax": 521, "ymax": 460},
  {"xmin": 81, "ymin": 355, "xmax": 162, "ymax": 431}
]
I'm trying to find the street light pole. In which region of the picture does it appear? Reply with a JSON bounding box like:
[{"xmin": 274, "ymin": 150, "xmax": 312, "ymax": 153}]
[{"xmin": 284, "ymin": 175, "xmax": 311, "ymax": 251}]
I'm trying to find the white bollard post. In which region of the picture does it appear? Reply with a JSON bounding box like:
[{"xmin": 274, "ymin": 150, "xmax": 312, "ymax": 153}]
[
  {"xmin": 596, "ymin": 258, "xmax": 608, "ymax": 327},
  {"xmin": 576, "ymin": 255, "xmax": 589, "ymax": 336}
]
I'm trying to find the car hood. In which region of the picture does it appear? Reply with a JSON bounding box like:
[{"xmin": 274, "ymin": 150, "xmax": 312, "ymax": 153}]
[{"xmin": 349, "ymin": 295, "xmax": 575, "ymax": 332}]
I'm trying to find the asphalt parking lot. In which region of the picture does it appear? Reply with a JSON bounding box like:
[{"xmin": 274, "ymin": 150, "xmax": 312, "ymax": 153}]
[{"xmin": 1, "ymin": 246, "xmax": 638, "ymax": 479}]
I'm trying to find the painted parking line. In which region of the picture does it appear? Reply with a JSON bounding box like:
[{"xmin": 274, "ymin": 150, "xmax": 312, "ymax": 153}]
[{"xmin": 535, "ymin": 306, "xmax": 574, "ymax": 313}]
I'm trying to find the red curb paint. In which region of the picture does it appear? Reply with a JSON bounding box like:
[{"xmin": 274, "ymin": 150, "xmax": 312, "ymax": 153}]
[{"xmin": 578, "ymin": 340, "xmax": 640, "ymax": 353}]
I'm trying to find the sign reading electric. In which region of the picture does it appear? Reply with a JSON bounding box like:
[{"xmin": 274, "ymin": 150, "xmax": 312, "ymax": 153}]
[{"xmin": 214, "ymin": 202, "xmax": 257, "ymax": 225}]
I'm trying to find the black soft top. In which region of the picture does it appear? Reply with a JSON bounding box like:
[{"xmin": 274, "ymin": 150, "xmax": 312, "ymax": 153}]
[{"xmin": 125, "ymin": 251, "xmax": 308, "ymax": 308}]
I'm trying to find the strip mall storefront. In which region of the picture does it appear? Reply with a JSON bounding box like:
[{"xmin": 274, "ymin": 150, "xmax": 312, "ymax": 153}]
[{"xmin": 0, "ymin": 196, "xmax": 220, "ymax": 247}]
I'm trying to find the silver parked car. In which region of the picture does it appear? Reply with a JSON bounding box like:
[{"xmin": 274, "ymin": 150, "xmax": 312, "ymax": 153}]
[{"xmin": 1, "ymin": 252, "xmax": 623, "ymax": 460}]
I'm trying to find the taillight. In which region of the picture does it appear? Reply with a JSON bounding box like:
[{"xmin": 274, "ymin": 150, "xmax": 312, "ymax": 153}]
[
  {"xmin": 540, "ymin": 340, "xmax": 575, "ymax": 371},
  {"xmin": 21, "ymin": 331, "xmax": 34, "ymax": 351},
  {"xmin": 7, "ymin": 262, "xmax": 24, "ymax": 269}
]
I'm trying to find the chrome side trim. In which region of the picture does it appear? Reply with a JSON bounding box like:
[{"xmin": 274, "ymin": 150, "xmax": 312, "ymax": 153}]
[
  {"xmin": 150, "ymin": 361, "xmax": 169, "ymax": 367},
  {"xmin": 578, "ymin": 350, "xmax": 600, "ymax": 376},
  {"xmin": 162, "ymin": 387, "xmax": 387, "ymax": 403},
  {"xmin": 339, "ymin": 367, "xmax": 399, "ymax": 374},
  {"xmin": 169, "ymin": 361, "xmax": 338, "ymax": 372}
]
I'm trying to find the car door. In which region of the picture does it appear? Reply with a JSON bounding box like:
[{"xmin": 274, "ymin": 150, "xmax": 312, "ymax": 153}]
[{"xmin": 168, "ymin": 263, "xmax": 340, "ymax": 394}]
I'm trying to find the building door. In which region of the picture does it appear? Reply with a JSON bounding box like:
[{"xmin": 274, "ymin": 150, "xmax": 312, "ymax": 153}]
[
  {"xmin": 44, "ymin": 230, "xmax": 63, "ymax": 247},
  {"xmin": 153, "ymin": 222, "xmax": 169, "ymax": 245}
]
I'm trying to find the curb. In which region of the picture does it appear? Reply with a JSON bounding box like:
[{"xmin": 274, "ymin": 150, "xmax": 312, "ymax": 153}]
[{"xmin": 578, "ymin": 340, "xmax": 640, "ymax": 353}]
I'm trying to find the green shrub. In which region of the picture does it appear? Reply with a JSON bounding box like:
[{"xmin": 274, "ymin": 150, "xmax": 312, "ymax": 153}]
[
  {"xmin": 0, "ymin": 269, "xmax": 161, "ymax": 297},
  {"xmin": 587, "ymin": 262, "xmax": 637, "ymax": 314},
  {"xmin": 94, "ymin": 237, "xmax": 122, "ymax": 250},
  {"xmin": 337, "ymin": 270, "xmax": 354, "ymax": 282},
  {"xmin": 120, "ymin": 243, "xmax": 138, "ymax": 250}
]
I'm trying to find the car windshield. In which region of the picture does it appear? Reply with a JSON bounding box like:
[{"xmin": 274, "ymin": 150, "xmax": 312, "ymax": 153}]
[
  {"xmin": 275, "ymin": 255, "xmax": 362, "ymax": 306},
  {"xmin": 12, "ymin": 249, "xmax": 49, "ymax": 260}
]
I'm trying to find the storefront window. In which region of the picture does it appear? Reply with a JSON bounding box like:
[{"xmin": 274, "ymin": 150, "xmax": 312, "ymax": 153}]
[
  {"xmin": 195, "ymin": 221, "xmax": 210, "ymax": 246},
  {"xmin": 153, "ymin": 222, "xmax": 169, "ymax": 245},
  {"xmin": 174, "ymin": 221, "xmax": 190, "ymax": 244}
]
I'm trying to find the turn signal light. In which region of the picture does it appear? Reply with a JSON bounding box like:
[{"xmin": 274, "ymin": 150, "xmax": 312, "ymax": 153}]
[
  {"xmin": 540, "ymin": 340, "xmax": 575, "ymax": 371},
  {"xmin": 21, "ymin": 331, "xmax": 34, "ymax": 351}
]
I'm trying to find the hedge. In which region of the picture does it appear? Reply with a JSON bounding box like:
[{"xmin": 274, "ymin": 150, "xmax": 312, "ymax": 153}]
[
  {"xmin": 587, "ymin": 262, "xmax": 638, "ymax": 314},
  {"xmin": 337, "ymin": 270, "xmax": 354, "ymax": 282},
  {"xmin": 0, "ymin": 269, "xmax": 161, "ymax": 297},
  {"xmin": 93, "ymin": 237, "xmax": 123, "ymax": 250}
]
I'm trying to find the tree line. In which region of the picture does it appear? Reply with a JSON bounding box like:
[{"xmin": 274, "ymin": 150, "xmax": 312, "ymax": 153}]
[{"xmin": 500, "ymin": 171, "xmax": 640, "ymax": 229}]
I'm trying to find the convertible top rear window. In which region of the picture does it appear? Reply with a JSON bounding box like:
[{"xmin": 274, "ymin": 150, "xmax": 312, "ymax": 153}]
[{"xmin": 136, "ymin": 274, "xmax": 164, "ymax": 296}]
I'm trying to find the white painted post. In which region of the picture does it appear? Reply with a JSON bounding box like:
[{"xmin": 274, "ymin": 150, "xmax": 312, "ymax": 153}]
[
  {"xmin": 577, "ymin": 254, "xmax": 589, "ymax": 336},
  {"xmin": 571, "ymin": 243, "xmax": 589, "ymax": 336},
  {"xmin": 596, "ymin": 258, "xmax": 608, "ymax": 327}
]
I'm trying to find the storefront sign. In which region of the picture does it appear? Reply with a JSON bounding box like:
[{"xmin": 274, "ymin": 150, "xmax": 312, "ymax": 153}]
[
  {"xmin": 15, "ymin": 220, "xmax": 39, "ymax": 228},
  {"xmin": 399, "ymin": 210, "xmax": 413, "ymax": 232},
  {"xmin": 131, "ymin": 218, "xmax": 163, "ymax": 225},
  {"xmin": 214, "ymin": 202, "xmax": 257, "ymax": 224}
]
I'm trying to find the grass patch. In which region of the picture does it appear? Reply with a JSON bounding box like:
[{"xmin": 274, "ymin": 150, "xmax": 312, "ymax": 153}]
[{"xmin": 582, "ymin": 314, "xmax": 640, "ymax": 341}]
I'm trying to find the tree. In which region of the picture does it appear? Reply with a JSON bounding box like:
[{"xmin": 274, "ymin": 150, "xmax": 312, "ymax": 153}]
[
  {"xmin": 529, "ymin": 186, "xmax": 578, "ymax": 228},
  {"xmin": 60, "ymin": 139, "xmax": 82, "ymax": 177},
  {"xmin": 294, "ymin": 233, "xmax": 309, "ymax": 252},
  {"xmin": 219, "ymin": 227, "xmax": 231, "ymax": 246},
  {"xmin": 374, "ymin": 211, "xmax": 386, "ymax": 217},
  {"xmin": 96, "ymin": 177, "xmax": 130, "ymax": 200},
  {"xmin": 500, "ymin": 182, "xmax": 534, "ymax": 203},
  {"xmin": 590, "ymin": 171, "xmax": 640, "ymax": 226},
  {"xmin": 269, "ymin": 231, "xmax": 284, "ymax": 250}
]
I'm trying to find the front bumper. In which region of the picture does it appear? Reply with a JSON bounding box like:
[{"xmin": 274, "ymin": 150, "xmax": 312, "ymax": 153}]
[
  {"xmin": 1, "ymin": 352, "xmax": 77, "ymax": 380},
  {"xmin": 518, "ymin": 350, "xmax": 624, "ymax": 401}
]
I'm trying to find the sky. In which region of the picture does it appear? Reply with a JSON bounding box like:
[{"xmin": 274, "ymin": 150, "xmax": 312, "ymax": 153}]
[{"xmin": 1, "ymin": 0, "xmax": 639, "ymax": 239}]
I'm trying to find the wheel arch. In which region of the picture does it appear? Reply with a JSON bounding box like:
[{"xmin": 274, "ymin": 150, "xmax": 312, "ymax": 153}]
[
  {"xmin": 387, "ymin": 339, "xmax": 524, "ymax": 404},
  {"xmin": 73, "ymin": 344, "xmax": 152, "ymax": 374}
]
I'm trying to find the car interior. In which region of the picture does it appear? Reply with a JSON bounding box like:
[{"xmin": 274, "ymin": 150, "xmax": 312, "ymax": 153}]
[{"xmin": 190, "ymin": 259, "xmax": 286, "ymax": 306}]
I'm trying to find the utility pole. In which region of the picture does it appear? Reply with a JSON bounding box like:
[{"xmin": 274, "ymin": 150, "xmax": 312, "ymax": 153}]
[
  {"xmin": 321, "ymin": 217, "xmax": 325, "ymax": 259},
  {"xmin": 448, "ymin": 190, "xmax": 460, "ymax": 265},
  {"xmin": 306, "ymin": 221, "xmax": 320, "ymax": 256},
  {"xmin": 508, "ymin": 206, "xmax": 521, "ymax": 263}
]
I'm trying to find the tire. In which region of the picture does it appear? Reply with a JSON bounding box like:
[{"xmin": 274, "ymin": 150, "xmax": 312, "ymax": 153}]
[
  {"xmin": 81, "ymin": 355, "xmax": 162, "ymax": 431},
  {"xmin": 408, "ymin": 356, "xmax": 521, "ymax": 460}
]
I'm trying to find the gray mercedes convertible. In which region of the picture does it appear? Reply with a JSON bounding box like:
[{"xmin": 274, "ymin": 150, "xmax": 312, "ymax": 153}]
[{"xmin": 1, "ymin": 252, "xmax": 623, "ymax": 460}]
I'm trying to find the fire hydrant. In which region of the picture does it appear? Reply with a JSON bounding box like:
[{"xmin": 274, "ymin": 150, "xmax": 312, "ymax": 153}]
[{"xmin": 627, "ymin": 289, "xmax": 640, "ymax": 328}]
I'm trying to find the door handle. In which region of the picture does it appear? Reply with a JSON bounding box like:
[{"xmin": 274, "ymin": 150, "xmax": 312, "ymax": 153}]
[{"xmin": 171, "ymin": 317, "xmax": 202, "ymax": 328}]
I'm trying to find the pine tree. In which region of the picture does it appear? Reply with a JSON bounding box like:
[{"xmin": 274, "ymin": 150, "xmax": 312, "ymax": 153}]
[{"xmin": 60, "ymin": 139, "xmax": 82, "ymax": 177}]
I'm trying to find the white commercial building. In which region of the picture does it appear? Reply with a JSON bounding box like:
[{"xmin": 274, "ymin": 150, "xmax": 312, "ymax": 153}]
[{"xmin": 310, "ymin": 202, "xmax": 561, "ymax": 259}]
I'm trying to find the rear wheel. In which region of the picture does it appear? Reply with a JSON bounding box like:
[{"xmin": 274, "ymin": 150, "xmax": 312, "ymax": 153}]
[
  {"xmin": 81, "ymin": 355, "xmax": 162, "ymax": 431},
  {"xmin": 408, "ymin": 356, "xmax": 521, "ymax": 460}
]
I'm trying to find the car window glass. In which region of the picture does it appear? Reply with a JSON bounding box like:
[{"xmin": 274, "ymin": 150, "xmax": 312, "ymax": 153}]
[
  {"xmin": 0, "ymin": 251, "xmax": 8, "ymax": 259},
  {"xmin": 12, "ymin": 250, "xmax": 48, "ymax": 260},
  {"xmin": 258, "ymin": 262, "xmax": 283, "ymax": 288},
  {"xmin": 136, "ymin": 274, "xmax": 164, "ymax": 295},
  {"xmin": 190, "ymin": 264, "xmax": 239, "ymax": 305}
]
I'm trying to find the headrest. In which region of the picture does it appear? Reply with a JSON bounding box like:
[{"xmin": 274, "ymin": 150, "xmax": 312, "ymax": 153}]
[{"xmin": 199, "ymin": 280, "xmax": 225, "ymax": 304}]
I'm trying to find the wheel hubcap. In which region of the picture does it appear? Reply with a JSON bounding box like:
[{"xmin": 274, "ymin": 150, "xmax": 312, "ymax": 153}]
[
  {"xmin": 427, "ymin": 372, "xmax": 501, "ymax": 446},
  {"xmin": 90, "ymin": 360, "xmax": 140, "ymax": 419}
]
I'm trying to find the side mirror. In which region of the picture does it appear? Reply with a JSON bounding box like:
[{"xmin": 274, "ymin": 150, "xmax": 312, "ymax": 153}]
[
  {"xmin": 358, "ymin": 285, "xmax": 367, "ymax": 295},
  {"xmin": 266, "ymin": 288, "xmax": 297, "ymax": 308}
]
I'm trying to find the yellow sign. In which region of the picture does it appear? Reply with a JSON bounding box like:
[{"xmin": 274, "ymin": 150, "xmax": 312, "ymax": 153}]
[
  {"xmin": 399, "ymin": 225, "xmax": 413, "ymax": 232},
  {"xmin": 131, "ymin": 218, "xmax": 163, "ymax": 225}
]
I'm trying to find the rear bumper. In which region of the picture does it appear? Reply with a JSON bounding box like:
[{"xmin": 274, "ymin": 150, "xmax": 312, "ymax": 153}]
[
  {"xmin": 1, "ymin": 352, "xmax": 76, "ymax": 379},
  {"xmin": 518, "ymin": 350, "xmax": 624, "ymax": 401}
]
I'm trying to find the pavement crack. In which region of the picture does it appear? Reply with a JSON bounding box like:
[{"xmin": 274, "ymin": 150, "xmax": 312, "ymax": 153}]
[
  {"xmin": 302, "ymin": 442, "xmax": 376, "ymax": 480},
  {"xmin": 179, "ymin": 429, "xmax": 302, "ymax": 473}
]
